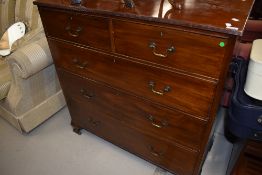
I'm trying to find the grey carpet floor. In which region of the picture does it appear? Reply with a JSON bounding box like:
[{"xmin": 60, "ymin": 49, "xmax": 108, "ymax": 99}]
[
  {"xmin": 0, "ymin": 107, "xmax": 231, "ymax": 175},
  {"xmin": 0, "ymin": 107, "xmax": 173, "ymax": 175}
]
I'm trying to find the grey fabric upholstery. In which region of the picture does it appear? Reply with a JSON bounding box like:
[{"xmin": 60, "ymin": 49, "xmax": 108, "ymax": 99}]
[
  {"xmin": 0, "ymin": 59, "xmax": 11, "ymax": 100},
  {"xmin": 0, "ymin": 0, "xmax": 16, "ymax": 36},
  {"xmin": 8, "ymin": 35, "xmax": 53, "ymax": 79},
  {"xmin": 0, "ymin": 0, "xmax": 66, "ymax": 133}
]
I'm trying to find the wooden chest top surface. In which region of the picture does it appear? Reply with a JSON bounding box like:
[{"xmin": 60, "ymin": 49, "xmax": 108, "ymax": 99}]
[{"xmin": 34, "ymin": 0, "xmax": 254, "ymax": 35}]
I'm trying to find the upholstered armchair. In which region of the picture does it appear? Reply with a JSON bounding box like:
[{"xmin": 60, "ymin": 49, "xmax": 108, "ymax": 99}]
[{"xmin": 0, "ymin": 0, "xmax": 65, "ymax": 133}]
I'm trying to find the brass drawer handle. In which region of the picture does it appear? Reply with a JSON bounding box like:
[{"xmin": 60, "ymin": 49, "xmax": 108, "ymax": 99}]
[
  {"xmin": 70, "ymin": 0, "xmax": 81, "ymax": 5},
  {"xmin": 65, "ymin": 25, "xmax": 82, "ymax": 37},
  {"xmin": 123, "ymin": 0, "xmax": 135, "ymax": 8},
  {"xmin": 148, "ymin": 146, "xmax": 164, "ymax": 157},
  {"xmin": 168, "ymin": 0, "xmax": 183, "ymax": 10},
  {"xmin": 149, "ymin": 42, "xmax": 175, "ymax": 58},
  {"xmin": 87, "ymin": 117, "xmax": 101, "ymax": 127},
  {"xmin": 65, "ymin": 17, "xmax": 82, "ymax": 37},
  {"xmin": 80, "ymin": 88, "xmax": 94, "ymax": 99},
  {"xmin": 149, "ymin": 81, "xmax": 171, "ymax": 96},
  {"xmin": 147, "ymin": 115, "xmax": 168, "ymax": 128},
  {"xmin": 72, "ymin": 58, "xmax": 88, "ymax": 69},
  {"xmin": 91, "ymin": 121, "xmax": 101, "ymax": 127}
]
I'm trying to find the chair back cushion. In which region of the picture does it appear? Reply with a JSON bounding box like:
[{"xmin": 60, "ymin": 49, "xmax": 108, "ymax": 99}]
[
  {"xmin": 15, "ymin": 0, "xmax": 42, "ymax": 32},
  {"xmin": 0, "ymin": 0, "xmax": 16, "ymax": 36}
]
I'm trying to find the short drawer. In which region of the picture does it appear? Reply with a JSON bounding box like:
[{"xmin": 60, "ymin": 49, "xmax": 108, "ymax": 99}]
[
  {"xmin": 58, "ymin": 70, "xmax": 207, "ymax": 150},
  {"xmin": 39, "ymin": 8, "xmax": 111, "ymax": 50},
  {"xmin": 113, "ymin": 20, "xmax": 228, "ymax": 78},
  {"xmin": 67, "ymin": 97, "xmax": 199, "ymax": 175},
  {"xmin": 50, "ymin": 39, "xmax": 216, "ymax": 118}
]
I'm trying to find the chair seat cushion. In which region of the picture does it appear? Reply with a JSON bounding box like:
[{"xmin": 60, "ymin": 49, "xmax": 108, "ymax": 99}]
[{"xmin": 0, "ymin": 59, "xmax": 11, "ymax": 100}]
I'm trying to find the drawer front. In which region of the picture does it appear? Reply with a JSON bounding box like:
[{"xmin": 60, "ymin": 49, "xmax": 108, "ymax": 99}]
[
  {"xmin": 39, "ymin": 8, "xmax": 111, "ymax": 50},
  {"xmin": 66, "ymin": 97, "xmax": 198, "ymax": 175},
  {"xmin": 58, "ymin": 70, "xmax": 207, "ymax": 150},
  {"xmin": 113, "ymin": 20, "xmax": 228, "ymax": 78},
  {"xmin": 50, "ymin": 40, "xmax": 217, "ymax": 118}
]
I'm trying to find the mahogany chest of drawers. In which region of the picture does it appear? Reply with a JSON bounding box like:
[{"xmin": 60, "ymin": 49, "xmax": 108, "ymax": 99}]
[{"xmin": 35, "ymin": 1, "xmax": 254, "ymax": 174}]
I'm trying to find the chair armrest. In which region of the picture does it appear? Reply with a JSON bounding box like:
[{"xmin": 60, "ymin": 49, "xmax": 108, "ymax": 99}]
[{"xmin": 7, "ymin": 36, "xmax": 53, "ymax": 79}]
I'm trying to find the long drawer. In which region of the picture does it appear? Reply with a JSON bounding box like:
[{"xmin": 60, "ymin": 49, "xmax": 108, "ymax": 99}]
[
  {"xmin": 58, "ymin": 69, "xmax": 207, "ymax": 150},
  {"xmin": 66, "ymin": 95, "xmax": 199, "ymax": 175},
  {"xmin": 39, "ymin": 8, "xmax": 111, "ymax": 50},
  {"xmin": 49, "ymin": 40, "xmax": 217, "ymax": 118},
  {"xmin": 113, "ymin": 20, "xmax": 228, "ymax": 78}
]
